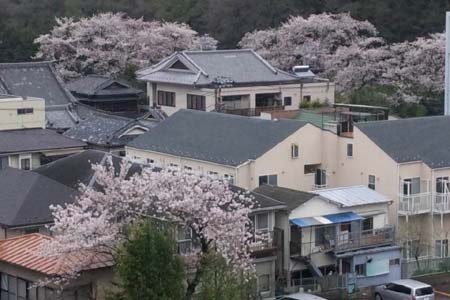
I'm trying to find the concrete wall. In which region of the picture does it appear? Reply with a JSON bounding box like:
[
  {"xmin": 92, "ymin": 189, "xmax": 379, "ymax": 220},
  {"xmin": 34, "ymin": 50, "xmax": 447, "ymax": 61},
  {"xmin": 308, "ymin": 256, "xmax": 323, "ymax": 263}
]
[
  {"xmin": 0, "ymin": 96, "xmax": 45, "ymax": 130},
  {"xmin": 352, "ymin": 248, "xmax": 402, "ymax": 288}
]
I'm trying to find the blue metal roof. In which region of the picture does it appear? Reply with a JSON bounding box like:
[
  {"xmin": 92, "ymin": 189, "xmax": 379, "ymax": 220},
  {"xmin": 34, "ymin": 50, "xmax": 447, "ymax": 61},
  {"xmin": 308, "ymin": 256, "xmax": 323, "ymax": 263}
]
[
  {"xmin": 323, "ymin": 212, "xmax": 364, "ymax": 223},
  {"xmin": 290, "ymin": 212, "xmax": 363, "ymax": 228}
]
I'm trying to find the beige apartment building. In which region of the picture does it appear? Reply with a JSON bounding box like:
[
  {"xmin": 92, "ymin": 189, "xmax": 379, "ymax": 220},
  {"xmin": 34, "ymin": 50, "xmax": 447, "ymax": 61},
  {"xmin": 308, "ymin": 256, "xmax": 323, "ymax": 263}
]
[
  {"xmin": 137, "ymin": 49, "xmax": 335, "ymax": 116},
  {"xmin": 0, "ymin": 95, "xmax": 45, "ymax": 130},
  {"xmin": 322, "ymin": 116, "xmax": 450, "ymax": 260},
  {"xmin": 126, "ymin": 109, "xmax": 328, "ymax": 191}
]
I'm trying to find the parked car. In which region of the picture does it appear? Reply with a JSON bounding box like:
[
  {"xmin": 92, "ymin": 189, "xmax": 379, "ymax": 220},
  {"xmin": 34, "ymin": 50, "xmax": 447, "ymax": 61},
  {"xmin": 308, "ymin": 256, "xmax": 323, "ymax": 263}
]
[
  {"xmin": 277, "ymin": 292, "xmax": 328, "ymax": 300},
  {"xmin": 374, "ymin": 279, "xmax": 434, "ymax": 300}
]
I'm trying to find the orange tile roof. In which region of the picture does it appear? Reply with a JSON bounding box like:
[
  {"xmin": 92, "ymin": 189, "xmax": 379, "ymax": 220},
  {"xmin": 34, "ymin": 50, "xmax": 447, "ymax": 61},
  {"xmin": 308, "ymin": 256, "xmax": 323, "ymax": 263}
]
[{"xmin": 0, "ymin": 234, "xmax": 113, "ymax": 276}]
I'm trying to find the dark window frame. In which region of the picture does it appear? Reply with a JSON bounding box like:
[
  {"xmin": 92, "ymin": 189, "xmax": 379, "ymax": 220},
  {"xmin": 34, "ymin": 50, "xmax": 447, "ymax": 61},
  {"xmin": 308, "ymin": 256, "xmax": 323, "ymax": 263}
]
[
  {"xmin": 157, "ymin": 91, "xmax": 176, "ymax": 107},
  {"xmin": 186, "ymin": 94, "xmax": 206, "ymax": 111},
  {"xmin": 368, "ymin": 175, "xmax": 376, "ymax": 190},
  {"xmin": 284, "ymin": 96, "xmax": 292, "ymax": 106},
  {"xmin": 347, "ymin": 144, "xmax": 353, "ymax": 157},
  {"xmin": 17, "ymin": 108, "xmax": 34, "ymax": 115}
]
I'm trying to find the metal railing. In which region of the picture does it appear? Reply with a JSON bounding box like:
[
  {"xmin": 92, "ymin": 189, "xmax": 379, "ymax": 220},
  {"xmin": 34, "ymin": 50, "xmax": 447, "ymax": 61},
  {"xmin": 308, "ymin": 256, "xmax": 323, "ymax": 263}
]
[
  {"xmin": 290, "ymin": 274, "xmax": 347, "ymax": 292},
  {"xmin": 398, "ymin": 193, "xmax": 432, "ymax": 215},
  {"xmin": 335, "ymin": 226, "xmax": 395, "ymax": 252},
  {"xmin": 221, "ymin": 105, "xmax": 285, "ymax": 117},
  {"xmin": 433, "ymin": 193, "xmax": 450, "ymax": 213},
  {"xmin": 249, "ymin": 230, "xmax": 277, "ymax": 253},
  {"xmin": 290, "ymin": 226, "xmax": 395, "ymax": 256}
]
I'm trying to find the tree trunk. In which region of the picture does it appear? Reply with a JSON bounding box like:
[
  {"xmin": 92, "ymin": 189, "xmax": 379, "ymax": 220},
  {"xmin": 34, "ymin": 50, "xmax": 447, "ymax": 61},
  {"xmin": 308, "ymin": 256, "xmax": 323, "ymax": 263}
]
[{"xmin": 184, "ymin": 238, "xmax": 209, "ymax": 300}]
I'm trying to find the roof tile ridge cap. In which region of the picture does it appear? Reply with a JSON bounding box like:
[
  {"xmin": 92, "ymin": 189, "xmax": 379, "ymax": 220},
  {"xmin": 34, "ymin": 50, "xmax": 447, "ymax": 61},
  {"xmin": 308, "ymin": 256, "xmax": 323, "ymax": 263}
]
[
  {"xmin": 250, "ymin": 49, "xmax": 278, "ymax": 74},
  {"xmin": 181, "ymin": 51, "xmax": 208, "ymax": 77},
  {"xmin": 0, "ymin": 61, "xmax": 53, "ymax": 68},
  {"xmin": 47, "ymin": 62, "xmax": 79, "ymax": 104}
]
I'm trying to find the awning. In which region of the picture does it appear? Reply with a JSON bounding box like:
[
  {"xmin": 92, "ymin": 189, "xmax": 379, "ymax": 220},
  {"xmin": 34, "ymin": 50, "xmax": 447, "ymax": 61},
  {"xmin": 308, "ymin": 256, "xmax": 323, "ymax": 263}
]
[{"xmin": 290, "ymin": 212, "xmax": 364, "ymax": 228}]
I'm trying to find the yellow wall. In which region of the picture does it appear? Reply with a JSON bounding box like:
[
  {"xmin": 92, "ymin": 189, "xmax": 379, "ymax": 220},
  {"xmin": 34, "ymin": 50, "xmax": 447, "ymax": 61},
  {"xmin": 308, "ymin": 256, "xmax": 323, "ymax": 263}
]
[{"xmin": 0, "ymin": 96, "xmax": 45, "ymax": 130}]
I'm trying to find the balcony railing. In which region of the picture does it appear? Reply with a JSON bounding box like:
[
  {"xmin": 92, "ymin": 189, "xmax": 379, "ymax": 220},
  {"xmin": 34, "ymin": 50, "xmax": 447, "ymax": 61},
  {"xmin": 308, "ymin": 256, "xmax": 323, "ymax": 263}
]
[
  {"xmin": 290, "ymin": 226, "xmax": 395, "ymax": 257},
  {"xmin": 221, "ymin": 105, "xmax": 285, "ymax": 117},
  {"xmin": 249, "ymin": 230, "xmax": 278, "ymax": 256},
  {"xmin": 433, "ymin": 193, "xmax": 450, "ymax": 213},
  {"xmin": 398, "ymin": 193, "xmax": 432, "ymax": 215},
  {"xmin": 335, "ymin": 226, "xmax": 395, "ymax": 252}
]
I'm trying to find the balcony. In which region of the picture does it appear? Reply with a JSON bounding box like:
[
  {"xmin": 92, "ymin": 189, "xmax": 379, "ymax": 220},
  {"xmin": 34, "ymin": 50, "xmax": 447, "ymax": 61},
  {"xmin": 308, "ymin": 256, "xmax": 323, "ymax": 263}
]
[
  {"xmin": 398, "ymin": 193, "xmax": 432, "ymax": 215},
  {"xmin": 334, "ymin": 226, "xmax": 395, "ymax": 252},
  {"xmin": 433, "ymin": 193, "xmax": 450, "ymax": 214},
  {"xmin": 249, "ymin": 230, "xmax": 279, "ymax": 258},
  {"xmin": 221, "ymin": 105, "xmax": 285, "ymax": 117},
  {"xmin": 290, "ymin": 226, "xmax": 395, "ymax": 257}
]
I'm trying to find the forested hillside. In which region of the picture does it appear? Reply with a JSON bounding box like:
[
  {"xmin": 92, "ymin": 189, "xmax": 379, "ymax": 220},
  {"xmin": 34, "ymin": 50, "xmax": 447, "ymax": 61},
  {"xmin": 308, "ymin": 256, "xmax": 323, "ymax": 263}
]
[{"xmin": 1, "ymin": 0, "xmax": 449, "ymax": 62}]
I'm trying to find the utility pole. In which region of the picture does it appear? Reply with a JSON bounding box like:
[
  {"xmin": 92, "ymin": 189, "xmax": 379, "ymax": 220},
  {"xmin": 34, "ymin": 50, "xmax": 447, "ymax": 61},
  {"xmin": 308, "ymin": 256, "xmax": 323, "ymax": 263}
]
[{"xmin": 445, "ymin": 12, "xmax": 450, "ymax": 115}]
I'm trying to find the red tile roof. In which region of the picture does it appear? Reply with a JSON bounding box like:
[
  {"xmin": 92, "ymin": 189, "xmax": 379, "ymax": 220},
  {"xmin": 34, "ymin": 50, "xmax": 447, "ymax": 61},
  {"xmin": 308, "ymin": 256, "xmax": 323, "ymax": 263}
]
[{"xmin": 0, "ymin": 234, "xmax": 113, "ymax": 276}]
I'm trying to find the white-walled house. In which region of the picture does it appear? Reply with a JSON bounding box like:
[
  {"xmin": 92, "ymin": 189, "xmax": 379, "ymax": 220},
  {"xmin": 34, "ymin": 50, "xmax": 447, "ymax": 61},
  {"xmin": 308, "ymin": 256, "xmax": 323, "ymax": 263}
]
[
  {"xmin": 137, "ymin": 49, "xmax": 335, "ymax": 116},
  {"xmin": 254, "ymin": 185, "xmax": 400, "ymax": 292},
  {"xmin": 126, "ymin": 109, "xmax": 327, "ymax": 191}
]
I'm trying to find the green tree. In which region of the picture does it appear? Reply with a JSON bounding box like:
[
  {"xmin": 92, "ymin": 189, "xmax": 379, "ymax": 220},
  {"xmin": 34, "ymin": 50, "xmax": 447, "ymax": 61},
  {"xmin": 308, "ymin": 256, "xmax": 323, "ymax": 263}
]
[
  {"xmin": 114, "ymin": 221, "xmax": 185, "ymax": 300},
  {"xmin": 197, "ymin": 251, "xmax": 256, "ymax": 300}
]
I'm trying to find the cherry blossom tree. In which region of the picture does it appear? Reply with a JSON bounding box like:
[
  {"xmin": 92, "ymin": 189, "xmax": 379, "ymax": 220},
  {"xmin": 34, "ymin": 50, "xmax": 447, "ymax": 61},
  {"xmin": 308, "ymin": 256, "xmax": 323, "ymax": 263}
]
[
  {"xmin": 385, "ymin": 33, "xmax": 444, "ymax": 105},
  {"xmin": 45, "ymin": 159, "xmax": 254, "ymax": 300},
  {"xmin": 34, "ymin": 12, "xmax": 217, "ymax": 80},
  {"xmin": 239, "ymin": 13, "xmax": 378, "ymax": 72}
]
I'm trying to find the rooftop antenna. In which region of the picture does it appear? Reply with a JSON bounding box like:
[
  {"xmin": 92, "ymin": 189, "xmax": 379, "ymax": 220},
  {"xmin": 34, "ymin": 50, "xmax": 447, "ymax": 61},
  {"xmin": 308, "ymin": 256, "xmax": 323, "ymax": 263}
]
[{"xmin": 445, "ymin": 12, "xmax": 450, "ymax": 115}]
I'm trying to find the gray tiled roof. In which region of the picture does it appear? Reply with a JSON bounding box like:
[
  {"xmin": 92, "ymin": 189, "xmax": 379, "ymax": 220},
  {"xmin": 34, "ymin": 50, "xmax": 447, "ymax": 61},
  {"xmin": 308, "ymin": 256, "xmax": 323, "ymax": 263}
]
[
  {"xmin": 0, "ymin": 62, "xmax": 80, "ymax": 129},
  {"xmin": 66, "ymin": 75, "xmax": 142, "ymax": 97},
  {"xmin": 0, "ymin": 168, "xmax": 77, "ymax": 227},
  {"xmin": 34, "ymin": 150, "xmax": 143, "ymax": 190},
  {"xmin": 128, "ymin": 109, "xmax": 308, "ymax": 166},
  {"xmin": 0, "ymin": 61, "xmax": 76, "ymax": 106},
  {"xmin": 63, "ymin": 112, "xmax": 157, "ymax": 147},
  {"xmin": 356, "ymin": 116, "xmax": 450, "ymax": 168},
  {"xmin": 138, "ymin": 49, "xmax": 304, "ymax": 86},
  {"xmin": 253, "ymin": 185, "xmax": 318, "ymax": 211},
  {"xmin": 0, "ymin": 128, "xmax": 86, "ymax": 155}
]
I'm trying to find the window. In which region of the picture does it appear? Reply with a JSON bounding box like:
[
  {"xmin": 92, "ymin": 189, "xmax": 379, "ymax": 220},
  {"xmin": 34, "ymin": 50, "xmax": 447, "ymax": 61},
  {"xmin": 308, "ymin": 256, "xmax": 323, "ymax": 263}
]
[
  {"xmin": 291, "ymin": 144, "xmax": 299, "ymax": 158},
  {"xmin": 393, "ymin": 284, "xmax": 412, "ymax": 295},
  {"xmin": 157, "ymin": 91, "xmax": 176, "ymax": 107},
  {"xmin": 224, "ymin": 174, "xmax": 234, "ymax": 184},
  {"xmin": 403, "ymin": 177, "xmax": 420, "ymax": 195},
  {"xmin": 258, "ymin": 274, "xmax": 270, "ymax": 292},
  {"xmin": 24, "ymin": 227, "xmax": 40, "ymax": 234},
  {"xmin": 184, "ymin": 166, "xmax": 192, "ymax": 171},
  {"xmin": 20, "ymin": 155, "xmax": 31, "ymax": 171},
  {"xmin": 368, "ymin": 175, "xmax": 376, "ymax": 190},
  {"xmin": 362, "ymin": 217, "xmax": 373, "ymax": 231},
  {"xmin": 303, "ymin": 95, "xmax": 311, "ymax": 102},
  {"xmin": 187, "ymin": 94, "xmax": 206, "ymax": 111},
  {"xmin": 0, "ymin": 274, "xmax": 33, "ymax": 300},
  {"xmin": 355, "ymin": 263, "xmax": 366, "ymax": 276},
  {"xmin": 284, "ymin": 97, "xmax": 292, "ymax": 106},
  {"xmin": 435, "ymin": 239, "xmax": 449, "ymax": 258},
  {"xmin": 258, "ymin": 174, "xmax": 277, "ymax": 186},
  {"xmin": 17, "ymin": 108, "xmax": 33, "ymax": 115},
  {"xmin": 146, "ymin": 158, "xmax": 154, "ymax": 165},
  {"xmin": 416, "ymin": 287, "xmax": 433, "ymax": 296},
  {"xmin": 207, "ymin": 171, "xmax": 219, "ymax": 179},
  {"xmin": 315, "ymin": 169, "xmax": 327, "ymax": 187},
  {"xmin": 169, "ymin": 163, "xmax": 179, "ymax": 168},
  {"xmin": 347, "ymin": 144, "xmax": 353, "ymax": 157},
  {"xmin": 177, "ymin": 226, "xmax": 193, "ymax": 254},
  {"xmin": 304, "ymin": 164, "xmax": 320, "ymax": 174},
  {"xmin": 436, "ymin": 177, "xmax": 450, "ymax": 193},
  {"xmin": 256, "ymin": 213, "xmax": 269, "ymax": 231},
  {"xmin": 389, "ymin": 258, "xmax": 400, "ymax": 266}
]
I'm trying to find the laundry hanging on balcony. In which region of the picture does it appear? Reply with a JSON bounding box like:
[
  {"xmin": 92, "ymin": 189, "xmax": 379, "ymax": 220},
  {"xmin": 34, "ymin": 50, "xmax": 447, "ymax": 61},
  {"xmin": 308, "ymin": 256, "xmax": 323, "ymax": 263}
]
[{"xmin": 290, "ymin": 212, "xmax": 364, "ymax": 228}]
